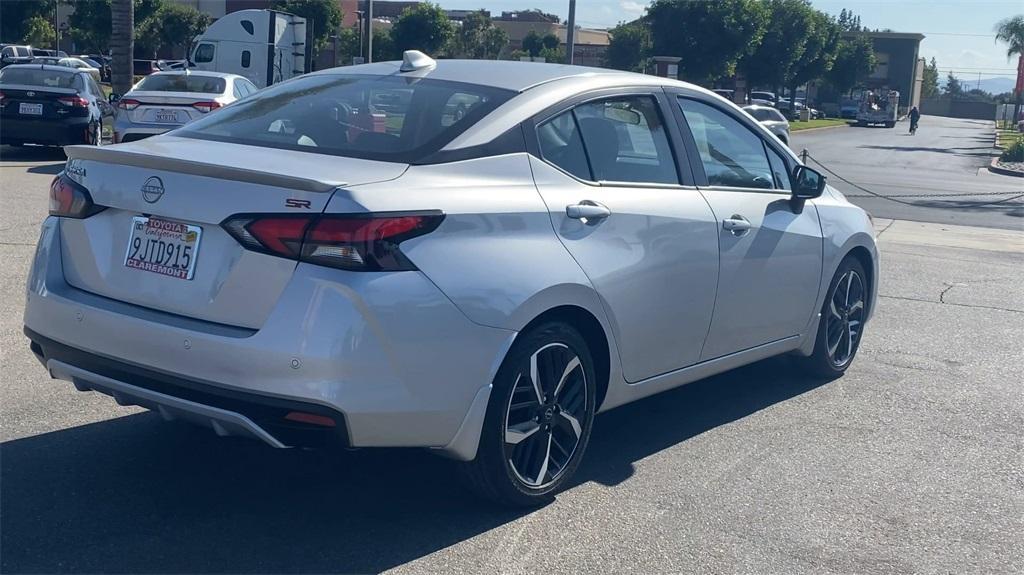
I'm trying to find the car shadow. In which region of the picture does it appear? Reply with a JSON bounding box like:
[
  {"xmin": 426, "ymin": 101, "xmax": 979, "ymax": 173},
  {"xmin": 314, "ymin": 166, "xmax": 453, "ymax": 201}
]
[
  {"xmin": 857, "ymin": 144, "xmax": 997, "ymax": 159},
  {"xmin": 0, "ymin": 144, "xmax": 66, "ymax": 163},
  {"xmin": 0, "ymin": 356, "xmax": 828, "ymax": 573}
]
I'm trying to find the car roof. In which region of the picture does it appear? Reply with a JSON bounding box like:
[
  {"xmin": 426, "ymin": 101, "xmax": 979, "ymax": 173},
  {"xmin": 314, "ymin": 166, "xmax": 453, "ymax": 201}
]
[
  {"xmin": 146, "ymin": 70, "xmax": 242, "ymax": 80},
  {"xmin": 310, "ymin": 59, "xmax": 652, "ymax": 93}
]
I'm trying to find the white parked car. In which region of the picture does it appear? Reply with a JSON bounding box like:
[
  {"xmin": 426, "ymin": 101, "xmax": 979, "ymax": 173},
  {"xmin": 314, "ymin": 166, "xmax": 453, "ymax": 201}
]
[
  {"xmin": 26, "ymin": 53, "xmax": 878, "ymax": 506},
  {"xmin": 112, "ymin": 70, "xmax": 258, "ymax": 143}
]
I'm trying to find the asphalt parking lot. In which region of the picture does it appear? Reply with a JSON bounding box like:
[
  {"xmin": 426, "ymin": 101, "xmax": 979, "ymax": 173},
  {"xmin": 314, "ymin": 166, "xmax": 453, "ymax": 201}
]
[
  {"xmin": 792, "ymin": 115, "xmax": 1023, "ymax": 230},
  {"xmin": 1, "ymin": 141, "xmax": 1022, "ymax": 574}
]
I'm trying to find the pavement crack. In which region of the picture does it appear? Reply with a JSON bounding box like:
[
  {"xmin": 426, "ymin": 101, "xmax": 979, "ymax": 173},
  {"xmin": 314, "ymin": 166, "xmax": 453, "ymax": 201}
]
[
  {"xmin": 0, "ymin": 241, "xmax": 35, "ymax": 247},
  {"xmin": 875, "ymin": 219, "xmax": 896, "ymax": 237},
  {"xmin": 879, "ymin": 294, "xmax": 1024, "ymax": 314},
  {"xmin": 938, "ymin": 283, "xmax": 958, "ymax": 304}
]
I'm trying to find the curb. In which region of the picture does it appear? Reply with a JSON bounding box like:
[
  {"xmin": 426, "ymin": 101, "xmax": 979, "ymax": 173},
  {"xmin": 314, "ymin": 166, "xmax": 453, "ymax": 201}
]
[
  {"xmin": 790, "ymin": 122, "xmax": 851, "ymax": 135},
  {"xmin": 988, "ymin": 157, "xmax": 1024, "ymax": 178}
]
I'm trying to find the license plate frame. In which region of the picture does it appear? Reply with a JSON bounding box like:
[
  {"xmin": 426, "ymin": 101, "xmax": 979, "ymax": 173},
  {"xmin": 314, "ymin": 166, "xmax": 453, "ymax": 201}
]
[
  {"xmin": 153, "ymin": 109, "xmax": 180, "ymax": 123},
  {"xmin": 123, "ymin": 216, "xmax": 202, "ymax": 280},
  {"xmin": 19, "ymin": 103, "xmax": 43, "ymax": 115}
]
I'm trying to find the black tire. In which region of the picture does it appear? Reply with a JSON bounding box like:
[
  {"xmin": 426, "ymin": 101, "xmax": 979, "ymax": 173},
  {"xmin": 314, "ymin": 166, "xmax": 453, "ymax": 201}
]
[
  {"xmin": 460, "ymin": 321, "xmax": 597, "ymax": 507},
  {"xmin": 90, "ymin": 121, "xmax": 102, "ymax": 146},
  {"xmin": 798, "ymin": 256, "xmax": 869, "ymax": 379}
]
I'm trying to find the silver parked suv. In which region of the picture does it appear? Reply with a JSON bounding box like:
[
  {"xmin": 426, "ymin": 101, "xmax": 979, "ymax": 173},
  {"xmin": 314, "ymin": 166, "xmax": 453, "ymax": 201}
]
[{"xmin": 25, "ymin": 53, "xmax": 878, "ymax": 506}]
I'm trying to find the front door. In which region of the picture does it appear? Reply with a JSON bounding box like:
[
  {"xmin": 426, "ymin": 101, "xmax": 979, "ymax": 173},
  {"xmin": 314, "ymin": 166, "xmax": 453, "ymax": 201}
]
[
  {"xmin": 673, "ymin": 96, "xmax": 823, "ymax": 360},
  {"xmin": 529, "ymin": 93, "xmax": 720, "ymax": 382}
]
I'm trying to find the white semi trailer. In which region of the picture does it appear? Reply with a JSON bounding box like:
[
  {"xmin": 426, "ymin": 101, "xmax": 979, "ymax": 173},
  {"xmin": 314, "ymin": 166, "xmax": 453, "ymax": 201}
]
[{"xmin": 189, "ymin": 9, "xmax": 308, "ymax": 89}]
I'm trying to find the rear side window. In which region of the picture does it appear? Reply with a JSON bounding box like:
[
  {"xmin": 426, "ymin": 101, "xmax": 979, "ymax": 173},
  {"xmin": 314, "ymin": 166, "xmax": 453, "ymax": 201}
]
[
  {"xmin": 0, "ymin": 67, "xmax": 79, "ymax": 89},
  {"xmin": 135, "ymin": 74, "xmax": 226, "ymax": 94},
  {"xmin": 177, "ymin": 74, "xmax": 514, "ymax": 162},
  {"xmin": 678, "ymin": 98, "xmax": 775, "ymax": 190},
  {"xmin": 538, "ymin": 111, "xmax": 591, "ymax": 180},
  {"xmin": 194, "ymin": 43, "xmax": 215, "ymax": 63},
  {"xmin": 575, "ymin": 96, "xmax": 677, "ymax": 184}
]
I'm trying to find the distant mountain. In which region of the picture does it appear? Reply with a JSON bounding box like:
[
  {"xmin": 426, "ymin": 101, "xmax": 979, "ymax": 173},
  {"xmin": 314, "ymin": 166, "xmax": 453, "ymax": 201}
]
[{"xmin": 939, "ymin": 76, "xmax": 1017, "ymax": 95}]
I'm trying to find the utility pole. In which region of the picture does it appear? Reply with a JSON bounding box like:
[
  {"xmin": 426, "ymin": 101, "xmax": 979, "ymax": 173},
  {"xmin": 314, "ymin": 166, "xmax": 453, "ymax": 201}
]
[
  {"xmin": 53, "ymin": 0, "xmax": 59, "ymax": 51},
  {"xmin": 566, "ymin": 0, "xmax": 576, "ymax": 65},
  {"xmin": 367, "ymin": 0, "xmax": 374, "ymax": 63},
  {"xmin": 356, "ymin": 10, "xmax": 365, "ymax": 59}
]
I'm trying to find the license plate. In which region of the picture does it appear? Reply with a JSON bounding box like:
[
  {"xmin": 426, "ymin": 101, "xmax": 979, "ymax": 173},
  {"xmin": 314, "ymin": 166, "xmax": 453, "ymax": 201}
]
[
  {"xmin": 124, "ymin": 217, "xmax": 202, "ymax": 280},
  {"xmin": 19, "ymin": 103, "xmax": 43, "ymax": 115},
  {"xmin": 154, "ymin": 110, "xmax": 179, "ymax": 123}
]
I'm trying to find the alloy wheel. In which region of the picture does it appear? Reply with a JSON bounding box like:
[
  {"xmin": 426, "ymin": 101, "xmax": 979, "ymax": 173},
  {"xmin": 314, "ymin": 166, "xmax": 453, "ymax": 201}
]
[
  {"xmin": 826, "ymin": 269, "xmax": 865, "ymax": 367},
  {"xmin": 504, "ymin": 342, "xmax": 588, "ymax": 489}
]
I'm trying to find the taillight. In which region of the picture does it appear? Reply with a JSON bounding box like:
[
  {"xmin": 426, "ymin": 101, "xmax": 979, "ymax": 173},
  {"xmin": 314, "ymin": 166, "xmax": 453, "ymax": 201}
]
[
  {"xmin": 117, "ymin": 98, "xmax": 140, "ymax": 110},
  {"xmin": 0, "ymin": 91, "xmax": 6, "ymax": 107},
  {"xmin": 222, "ymin": 212, "xmax": 444, "ymax": 271},
  {"xmin": 49, "ymin": 174, "xmax": 104, "ymax": 218},
  {"xmin": 57, "ymin": 95, "xmax": 90, "ymax": 108},
  {"xmin": 192, "ymin": 101, "xmax": 222, "ymax": 113}
]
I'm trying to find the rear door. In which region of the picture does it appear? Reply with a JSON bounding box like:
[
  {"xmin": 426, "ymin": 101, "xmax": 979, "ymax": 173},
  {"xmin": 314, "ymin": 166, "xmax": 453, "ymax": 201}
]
[
  {"xmin": 528, "ymin": 90, "xmax": 720, "ymax": 382},
  {"xmin": 671, "ymin": 94, "xmax": 822, "ymax": 360}
]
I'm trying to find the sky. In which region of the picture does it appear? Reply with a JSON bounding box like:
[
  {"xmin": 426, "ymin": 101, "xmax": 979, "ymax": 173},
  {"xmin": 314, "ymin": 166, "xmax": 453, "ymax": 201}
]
[{"xmin": 446, "ymin": 0, "xmax": 1022, "ymax": 82}]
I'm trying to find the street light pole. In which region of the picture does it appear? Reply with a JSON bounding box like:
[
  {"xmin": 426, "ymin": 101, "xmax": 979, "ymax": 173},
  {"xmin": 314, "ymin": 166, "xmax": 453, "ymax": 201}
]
[
  {"xmin": 566, "ymin": 0, "xmax": 576, "ymax": 65},
  {"xmin": 367, "ymin": 0, "xmax": 374, "ymax": 63}
]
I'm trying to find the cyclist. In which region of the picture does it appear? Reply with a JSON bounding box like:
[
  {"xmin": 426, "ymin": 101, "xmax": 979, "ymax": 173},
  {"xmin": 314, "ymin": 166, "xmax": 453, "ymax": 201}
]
[{"xmin": 909, "ymin": 106, "xmax": 920, "ymax": 135}]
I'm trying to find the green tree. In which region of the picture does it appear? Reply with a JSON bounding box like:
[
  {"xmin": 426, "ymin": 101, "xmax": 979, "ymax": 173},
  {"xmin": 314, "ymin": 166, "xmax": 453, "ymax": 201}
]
[
  {"xmin": 648, "ymin": 0, "xmax": 768, "ymax": 84},
  {"xmin": 66, "ymin": 0, "xmax": 164, "ymax": 55},
  {"xmin": 372, "ymin": 28, "xmax": 396, "ymax": 61},
  {"xmin": 825, "ymin": 34, "xmax": 875, "ymax": 96},
  {"xmin": 522, "ymin": 30, "xmax": 544, "ymax": 57},
  {"xmin": 921, "ymin": 57, "xmax": 940, "ymax": 98},
  {"xmin": 21, "ymin": 15, "xmax": 55, "ymax": 48},
  {"xmin": 271, "ymin": 0, "xmax": 343, "ymax": 53},
  {"xmin": 390, "ymin": 3, "xmax": 454, "ymax": 56},
  {"xmin": 541, "ymin": 33, "xmax": 559, "ymax": 51},
  {"xmin": 450, "ymin": 10, "xmax": 507, "ymax": 59},
  {"xmin": 739, "ymin": 0, "xmax": 816, "ymax": 95},
  {"xmin": 156, "ymin": 3, "xmax": 210, "ymax": 57},
  {"xmin": 994, "ymin": 15, "xmax": 1024, "ymax": 118},
  {"xmin": 944, "ymin": 73, "xmax": 964, "ymax": 98},
  {"xmin": 784, "ymin": 10, "xmax": 840, "ymax": 110},
  {"xmin": 605, "ymin": 21, "xmax": 650, "ymax": 72},
  {"xmin": 0, "ymin": 0, "xmax": 50, "ymax": 45}
]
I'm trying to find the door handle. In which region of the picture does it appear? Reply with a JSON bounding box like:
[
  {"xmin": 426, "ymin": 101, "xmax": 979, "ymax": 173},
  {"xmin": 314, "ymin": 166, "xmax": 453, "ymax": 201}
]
[
  {"xmin": 566, "ymin": 201, "xmax": 611, "ymax": 222},
  {"xmin": 722, "ymin": 215, "xmax": 751, "ymax": 235}
]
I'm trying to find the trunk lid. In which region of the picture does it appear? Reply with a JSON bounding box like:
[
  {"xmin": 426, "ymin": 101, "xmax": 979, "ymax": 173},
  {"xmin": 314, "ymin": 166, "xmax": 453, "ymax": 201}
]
[
  {"xmin": 120, "ymin": 90, "xmax": 224, "ymax": 124},
  {"xmin": 60, "ymin": 135, "xmax": 408, "ymax": 328},
  {"xmin": 0, "ymin": 84, "xmax": 85, "ymax": 120}
]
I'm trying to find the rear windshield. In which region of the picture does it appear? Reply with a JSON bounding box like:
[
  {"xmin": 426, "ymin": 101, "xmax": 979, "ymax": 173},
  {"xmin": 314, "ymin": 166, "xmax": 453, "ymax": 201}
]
[
  {"xmin": 136, "ymin": 74, "xmax": 226, "ymax": 94},
  {"xmin": 0, "ymin": 67, "xmax": 80, "ymax": 89},
  {"xmin": 177, "ymin": 74, "xmax": 515, "ymax": 162}
]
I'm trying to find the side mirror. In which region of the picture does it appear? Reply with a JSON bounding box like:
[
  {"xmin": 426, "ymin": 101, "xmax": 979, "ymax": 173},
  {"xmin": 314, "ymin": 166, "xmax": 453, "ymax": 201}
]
[
  {"xmin": 108, "ymin": 93, "xmax": 120, "ymax": 103},
  {"xmin": 791, "ymin": 165, "xmax": 826, "ymax": 199}
]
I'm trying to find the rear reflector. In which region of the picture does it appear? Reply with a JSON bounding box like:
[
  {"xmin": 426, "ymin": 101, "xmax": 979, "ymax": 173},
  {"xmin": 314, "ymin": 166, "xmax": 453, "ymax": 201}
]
[
  {"xmin": 222, "ymin": 212, "xmax": 443, "ymax": 272},
  {"xmin": 284, "ymin": 411, "xmax": 336, "ymax": 427}
]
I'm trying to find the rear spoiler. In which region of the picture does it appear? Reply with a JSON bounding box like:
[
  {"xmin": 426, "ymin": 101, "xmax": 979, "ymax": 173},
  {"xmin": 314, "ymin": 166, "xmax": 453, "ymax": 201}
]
[
  {"xmin": 65, "ymin": 145, "xmax": 345, "ymax": 193},
  {"xmin": 1, "ymin": 83, "xmax": 77, "ymax": 95}
]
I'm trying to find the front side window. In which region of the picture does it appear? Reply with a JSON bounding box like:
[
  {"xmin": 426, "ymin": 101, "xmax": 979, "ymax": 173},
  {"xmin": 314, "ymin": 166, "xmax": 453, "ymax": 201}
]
[
  {"xmin": 764, "ymin": 144, "xmax": 791, "ymax": 190},
  {"xmin": 678, "ymin": 98, "xmax": 776, "ymax": 190},
  {"xmin": 241, "ymin": 50, "xmax": 251, "ymax": 68},
  {"xmin": 177, "ymin": 74, "xmax": 514, "ymax": 162},
  {"xmin": 194, "ymin": 43, "xmax": 215, "ymax": 63},
  {"xmin": 574, "ymin": 96, "xmax": 678, "ymax": 184}
]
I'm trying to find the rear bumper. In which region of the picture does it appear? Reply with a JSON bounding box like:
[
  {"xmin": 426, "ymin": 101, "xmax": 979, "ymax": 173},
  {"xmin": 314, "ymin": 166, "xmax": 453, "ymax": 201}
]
[
  {"xmin": 0, "ymin": 116, "xmax": 90, "ymax": 145},
  {"xmin": 112, "ymin": 117, "xmax": 180, "ymax": 143},
  {"xmin": 24, "ymin": 217, "xmax": 515, "ymax": 458}
]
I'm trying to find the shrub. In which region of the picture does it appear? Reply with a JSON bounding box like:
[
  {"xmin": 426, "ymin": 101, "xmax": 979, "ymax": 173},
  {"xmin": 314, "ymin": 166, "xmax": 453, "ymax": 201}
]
[{"xmin": 1000, "ymin": 137, "xmax": 1024, "ymax": 163}]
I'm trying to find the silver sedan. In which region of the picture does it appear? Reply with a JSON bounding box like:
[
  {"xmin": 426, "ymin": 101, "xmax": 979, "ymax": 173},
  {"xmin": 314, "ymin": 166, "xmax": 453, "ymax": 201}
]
[
  {"xmin": 25, "ymin": 53, "xmax": 878, "ymax": 506},
  {"xmin": 744, "ymin": 104, "xmax": 792, "ymax": 145}
]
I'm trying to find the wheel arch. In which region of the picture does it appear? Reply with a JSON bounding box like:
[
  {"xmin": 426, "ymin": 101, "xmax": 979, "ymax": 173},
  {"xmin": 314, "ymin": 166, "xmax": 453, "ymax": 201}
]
[
  {"xmin": 845, "ymin": 245, "xmax": 875, "ymax": 317},
  {"xmin": 520, "ymin": 305, "xmax": 611, "ymax": 412}
]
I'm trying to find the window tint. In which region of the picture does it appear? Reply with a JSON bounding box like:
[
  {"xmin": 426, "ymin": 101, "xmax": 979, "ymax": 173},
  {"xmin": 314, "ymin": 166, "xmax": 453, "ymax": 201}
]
[
  {"xmin": 678, "ymin": 98, "xmax": 775, "ymax": 190},
  {"xmin": 87, "ymin": 76, "xmax": 103, "ymax": 96},
  {"xmin": 538, "ymin": 110, "xmax": 591, "ymax": 180},
  {"xmin": 136, "ymin": 74, "xmax": 226, "ymax": 94},
  {"xmin": 194, "ymin": 43, "xmax": 215, "ymax": 63},
  {"xmin": 575, "ymin": 96, "xmax": 678, "ymax": 184},
  {"xmin": 177, "ymin": 74, "xmax": 514, "ymax": 162},
  {"xmin": 241, "ymin": 50, "xmax": 251, "ymax": 68},
  {"xmin": 764, "ymin": 144, "xmax": 791, "ymax": 190},
  {"xmin": 442, "ymin": 92, "xmax": 482, "ymax": 127},
  {"xmin": 233, "ymin": 83, "xmax": 242, "ymax": 99}
]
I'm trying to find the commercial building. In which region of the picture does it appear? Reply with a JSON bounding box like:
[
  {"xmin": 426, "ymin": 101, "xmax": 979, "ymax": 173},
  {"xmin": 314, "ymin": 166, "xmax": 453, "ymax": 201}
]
[{"xmin": 846, "ymin": 31, "xmax": 926, "ymax": 112}]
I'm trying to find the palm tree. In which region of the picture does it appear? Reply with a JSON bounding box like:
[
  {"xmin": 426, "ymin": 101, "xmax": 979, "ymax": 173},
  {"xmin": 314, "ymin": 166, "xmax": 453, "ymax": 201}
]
[
  {"xmin": 110, "ymin": 0, "xmax": 134, "ymax": 97},
  {"xmin": 995, "ymin": 15, "xmax": 1024, "ymax": 121}
]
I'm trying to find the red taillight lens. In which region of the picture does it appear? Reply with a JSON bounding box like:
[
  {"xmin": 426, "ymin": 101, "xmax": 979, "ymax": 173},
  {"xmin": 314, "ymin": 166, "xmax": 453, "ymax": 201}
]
[
  {"xmin": 192, "ymin": 101, "xmax": 222, "ymax": 113},
  {"xmin": 117, "ymin": 98, "xmax": 140, "ymax": 110},
  {"xmin": 222, "ymin": 212, "xmax": 443, "ymax": 271},
  {"xmin": 49, "ymin": 174, "xmax": 104, "ymax": 218},
  {"xmin": 57, "ymin": 95, "xmax": 89, "ymax": 108}
]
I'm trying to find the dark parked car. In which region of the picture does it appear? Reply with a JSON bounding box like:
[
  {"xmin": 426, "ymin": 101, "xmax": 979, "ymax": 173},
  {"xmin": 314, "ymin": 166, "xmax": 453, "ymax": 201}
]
[
  {"xmin": 0, "ymin": 64, "xmax": 111, "ymax": 147},
  {"xmin": 78, "ymin": 55, "xmax": 111, "ymax": 82}
]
